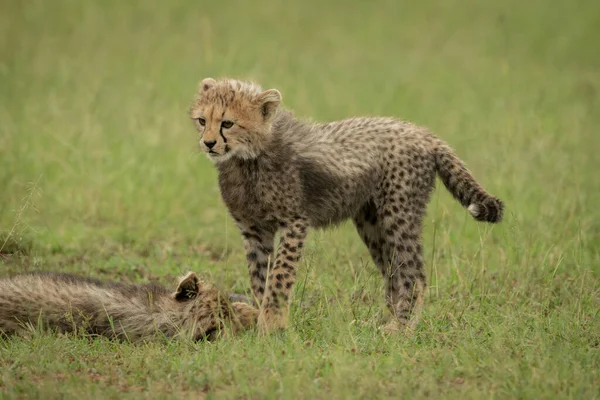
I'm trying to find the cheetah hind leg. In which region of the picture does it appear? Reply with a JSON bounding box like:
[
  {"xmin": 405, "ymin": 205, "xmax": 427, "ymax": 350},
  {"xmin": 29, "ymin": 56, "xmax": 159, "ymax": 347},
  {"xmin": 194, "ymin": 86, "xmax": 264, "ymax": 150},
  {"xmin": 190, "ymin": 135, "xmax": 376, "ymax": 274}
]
[
  {"xmin": 383, "ymin": 238, "xmax": 427, "ymax": 336},
  {"xmin": 353, "ymin": 203, "xmax": 426, "ymax": 335}
]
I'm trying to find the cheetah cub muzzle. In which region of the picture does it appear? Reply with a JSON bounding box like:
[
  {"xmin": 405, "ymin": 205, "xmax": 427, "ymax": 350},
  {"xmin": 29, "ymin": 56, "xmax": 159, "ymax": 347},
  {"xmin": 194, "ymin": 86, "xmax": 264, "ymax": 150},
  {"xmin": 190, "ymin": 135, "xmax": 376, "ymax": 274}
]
[{"xmin": 189, "ymin": 78, "xmax": 504, "ymax": 334}]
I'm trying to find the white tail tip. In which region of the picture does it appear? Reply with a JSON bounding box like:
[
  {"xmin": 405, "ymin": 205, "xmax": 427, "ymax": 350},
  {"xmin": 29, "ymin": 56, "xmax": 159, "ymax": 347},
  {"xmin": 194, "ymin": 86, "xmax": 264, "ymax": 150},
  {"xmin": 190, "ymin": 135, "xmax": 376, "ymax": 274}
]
[{"xmin": 467, "ymin": 204, "xmax": 480, "ymax": 217}]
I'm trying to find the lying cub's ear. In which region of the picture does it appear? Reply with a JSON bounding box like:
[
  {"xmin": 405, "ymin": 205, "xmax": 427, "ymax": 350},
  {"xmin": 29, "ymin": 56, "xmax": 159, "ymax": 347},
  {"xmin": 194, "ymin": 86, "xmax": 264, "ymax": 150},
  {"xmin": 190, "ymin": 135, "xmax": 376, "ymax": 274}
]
[
  {"xmin": 174, "ymin": 272, "xmax": 202, "ymax": 300},
  {"xmin": 257, "ymin": 89, "xmax": 282, "ymax": 121},
  {"xmin": 200, "ymin": 78, "xmax": 217, "ymax": 92}
]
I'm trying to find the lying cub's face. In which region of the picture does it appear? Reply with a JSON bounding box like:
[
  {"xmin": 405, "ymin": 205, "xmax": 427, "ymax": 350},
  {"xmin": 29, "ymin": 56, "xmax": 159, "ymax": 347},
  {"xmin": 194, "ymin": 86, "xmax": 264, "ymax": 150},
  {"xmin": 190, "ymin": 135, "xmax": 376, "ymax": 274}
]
[{"xmin": 172, "ymin": 272, "xmax": 257, "ymax": 341}]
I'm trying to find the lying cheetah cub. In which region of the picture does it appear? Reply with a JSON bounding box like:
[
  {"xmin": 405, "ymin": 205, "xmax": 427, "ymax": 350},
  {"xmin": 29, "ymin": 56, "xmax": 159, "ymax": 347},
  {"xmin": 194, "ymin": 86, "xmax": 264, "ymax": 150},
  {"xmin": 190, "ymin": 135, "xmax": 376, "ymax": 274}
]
[
  {"xmin": 0, "ymin": 272, "xmax": 257, "ymax": 342},
  {"xmin": 189, "ymin": 78, "xmax": 504, "ymax": 333}
]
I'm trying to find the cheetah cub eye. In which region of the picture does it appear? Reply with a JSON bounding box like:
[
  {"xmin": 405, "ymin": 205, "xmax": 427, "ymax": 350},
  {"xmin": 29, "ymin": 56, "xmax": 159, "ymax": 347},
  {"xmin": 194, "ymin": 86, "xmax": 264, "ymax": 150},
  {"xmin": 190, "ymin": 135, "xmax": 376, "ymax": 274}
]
[
  {"xmin": 197, "ymin": 118, "xmax": 206, "ymax": 127},
  {"xmin": 221, "ymin": 121, "xmax": 234, "ymax": 129}
]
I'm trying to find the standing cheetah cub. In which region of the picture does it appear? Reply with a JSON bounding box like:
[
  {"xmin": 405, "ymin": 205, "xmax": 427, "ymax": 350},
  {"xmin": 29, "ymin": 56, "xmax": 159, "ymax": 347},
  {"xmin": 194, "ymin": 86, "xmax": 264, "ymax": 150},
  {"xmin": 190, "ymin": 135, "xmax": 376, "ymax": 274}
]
[
  {"xmin": 189, "ymin": 78, "xmax": 504, "ymax": 334},
  {"xmin": 0, "ymin": 272, "xmax": 258, "ymax": 342}
]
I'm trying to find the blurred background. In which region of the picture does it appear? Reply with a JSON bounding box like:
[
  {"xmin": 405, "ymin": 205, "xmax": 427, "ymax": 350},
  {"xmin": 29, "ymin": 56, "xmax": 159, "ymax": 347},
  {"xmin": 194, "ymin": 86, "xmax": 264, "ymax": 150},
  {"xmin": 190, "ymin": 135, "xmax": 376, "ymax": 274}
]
[{"xmin": 0, "ymin": 0, "xmax": 598, "ymax": 280}]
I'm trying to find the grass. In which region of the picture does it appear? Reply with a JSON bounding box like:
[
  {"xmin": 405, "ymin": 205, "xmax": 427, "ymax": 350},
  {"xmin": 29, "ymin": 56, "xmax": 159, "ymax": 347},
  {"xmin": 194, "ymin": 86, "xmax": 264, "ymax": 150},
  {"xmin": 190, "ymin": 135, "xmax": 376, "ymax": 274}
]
[{"xmin": 1, "ymin": 0, "xmax": 599, "ymax": 398}]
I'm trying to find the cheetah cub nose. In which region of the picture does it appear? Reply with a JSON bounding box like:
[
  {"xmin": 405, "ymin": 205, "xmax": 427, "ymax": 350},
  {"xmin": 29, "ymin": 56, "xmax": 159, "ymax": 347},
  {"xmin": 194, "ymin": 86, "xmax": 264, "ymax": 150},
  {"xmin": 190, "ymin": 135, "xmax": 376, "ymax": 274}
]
[{"xmin": 204, "ymin": 140, "xmax": 217, "ymax": 149}]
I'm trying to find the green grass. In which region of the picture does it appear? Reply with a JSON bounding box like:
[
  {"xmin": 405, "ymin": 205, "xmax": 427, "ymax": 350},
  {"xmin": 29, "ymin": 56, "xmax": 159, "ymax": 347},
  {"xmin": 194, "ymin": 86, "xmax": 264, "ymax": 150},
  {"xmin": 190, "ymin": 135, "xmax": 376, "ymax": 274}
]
[{"xmin": 1, "ymin": 0, "xmax": 599, "ymax": 398}]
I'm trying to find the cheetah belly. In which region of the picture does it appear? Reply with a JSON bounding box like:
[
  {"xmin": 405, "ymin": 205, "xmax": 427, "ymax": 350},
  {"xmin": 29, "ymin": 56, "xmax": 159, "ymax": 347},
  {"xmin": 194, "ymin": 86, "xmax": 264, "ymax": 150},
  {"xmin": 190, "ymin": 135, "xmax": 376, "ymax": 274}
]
[{"xmin": 298, "ymin": 160, "xmax": 376, "ymax": 228}]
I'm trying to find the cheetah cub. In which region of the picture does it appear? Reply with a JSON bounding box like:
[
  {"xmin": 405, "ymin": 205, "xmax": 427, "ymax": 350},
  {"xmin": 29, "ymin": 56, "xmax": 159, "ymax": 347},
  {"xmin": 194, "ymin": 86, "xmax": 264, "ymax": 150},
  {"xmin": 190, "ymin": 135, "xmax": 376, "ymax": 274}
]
[
  {"xmin": 189, "ymin": 78, "xmax": 504, "ymax": 334},
  {"xmin": 0, "ymin": 272, "xmax": 258, "ymax": 342}
]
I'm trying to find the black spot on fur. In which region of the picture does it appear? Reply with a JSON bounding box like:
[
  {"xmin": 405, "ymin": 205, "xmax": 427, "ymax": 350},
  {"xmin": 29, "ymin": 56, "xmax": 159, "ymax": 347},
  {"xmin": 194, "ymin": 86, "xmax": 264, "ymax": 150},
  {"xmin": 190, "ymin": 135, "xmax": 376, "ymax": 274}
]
[
  {"xmin": 251, "ymin": 269, "xmax": 262, "ymax": 278},
  {"xmin": 242, "ymin": 231, "xmax": 260, "ymax": 241},
  {"xmin": 360, "ymin": 199, "xmax": 378, "ymax": 225}
]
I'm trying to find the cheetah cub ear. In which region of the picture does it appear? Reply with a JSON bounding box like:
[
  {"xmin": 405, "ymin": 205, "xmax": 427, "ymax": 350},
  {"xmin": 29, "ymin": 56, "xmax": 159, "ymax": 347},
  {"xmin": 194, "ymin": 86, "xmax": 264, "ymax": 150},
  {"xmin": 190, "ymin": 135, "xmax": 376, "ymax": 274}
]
[
  {"xmin": 200, "ymin": 78, "xmax": 217, "ymax": 92},
  {"xmin": 257, "ymin": 89, "xmax": 282, "ymax": 121},
  {"xmin": 173, "ymin": 271, "xmax": 203, "ymax": 300}
]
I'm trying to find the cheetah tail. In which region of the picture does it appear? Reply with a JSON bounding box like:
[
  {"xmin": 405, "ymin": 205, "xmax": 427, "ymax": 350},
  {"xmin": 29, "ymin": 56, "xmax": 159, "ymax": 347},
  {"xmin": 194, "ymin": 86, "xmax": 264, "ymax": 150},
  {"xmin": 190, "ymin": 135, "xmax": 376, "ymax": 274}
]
[{"xmin": 434, "ymin": 143, "xmax": 504, "ymax": 223}]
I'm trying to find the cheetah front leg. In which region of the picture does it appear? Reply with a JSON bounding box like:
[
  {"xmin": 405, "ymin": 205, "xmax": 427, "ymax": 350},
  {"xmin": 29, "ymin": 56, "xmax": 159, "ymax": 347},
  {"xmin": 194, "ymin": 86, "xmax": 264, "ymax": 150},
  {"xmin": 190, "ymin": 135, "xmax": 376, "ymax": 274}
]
[
  {"xmin": 238, "ymin": 224, "xmax": 275, "ymax": 306},
  {"xmin": 258, "ymin": 218, "xmax": 308, "ymax": 334}
]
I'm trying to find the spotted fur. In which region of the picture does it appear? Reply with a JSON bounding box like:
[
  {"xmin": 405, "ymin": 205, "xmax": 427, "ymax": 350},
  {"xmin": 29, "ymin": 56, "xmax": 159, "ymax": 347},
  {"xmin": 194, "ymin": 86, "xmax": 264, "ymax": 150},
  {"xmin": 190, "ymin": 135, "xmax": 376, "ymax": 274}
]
[
  {"xmin": 189, "ymin": 78, "xmax": 504, "ymax": 333},
  {"xmin": 0, "ymin": 272, "xmax": 258, "ymax": 341}
]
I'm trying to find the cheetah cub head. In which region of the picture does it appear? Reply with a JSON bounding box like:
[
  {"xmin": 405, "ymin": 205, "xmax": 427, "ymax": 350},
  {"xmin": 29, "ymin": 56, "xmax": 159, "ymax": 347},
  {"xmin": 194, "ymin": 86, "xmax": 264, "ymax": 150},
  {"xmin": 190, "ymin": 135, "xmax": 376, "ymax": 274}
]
[
  {"xmin": 172, "ymin": 272, "xmax": 258, "ymax": 341},
  {"xmin": 189, "ymin": 78, "xmax": 281, "ymax": 163}
]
